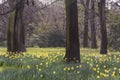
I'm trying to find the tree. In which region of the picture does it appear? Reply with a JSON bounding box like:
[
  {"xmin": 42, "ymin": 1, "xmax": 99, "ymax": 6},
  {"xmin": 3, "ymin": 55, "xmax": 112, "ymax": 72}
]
[
  {"xmin": 83, "ymin": 0, "xmax": 90, "ymax": 48},
  {"xmin": 90, "ymin": 0, "xmax": 97, "ymax": 48},
  {"xmin": 64, "ymin": 0, "xmax": 80, "ymax": 62},
  {"xmin": 7, "ymin": 0, "xmax": 26, "ymax": 53},
  {"xmin": 98, "ymin": 0, "xmax": 108, "ymax": 54}
]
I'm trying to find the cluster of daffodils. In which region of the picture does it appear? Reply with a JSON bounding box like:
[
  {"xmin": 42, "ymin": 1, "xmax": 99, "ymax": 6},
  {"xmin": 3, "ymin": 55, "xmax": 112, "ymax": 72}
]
[{"xmin": 0, "ymin": 48, "xmax": 120, "ymax": 80}]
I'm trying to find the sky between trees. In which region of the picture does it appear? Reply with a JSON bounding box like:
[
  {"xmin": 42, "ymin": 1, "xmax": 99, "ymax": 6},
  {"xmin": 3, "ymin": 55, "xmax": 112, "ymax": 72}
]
[
  {"xmin": 0, "ymin": 0, "xmax": 118, "ymax": 4},
  {"xmin": 0, "ymin": 0, "xmax": 54, "ymax": 4}
]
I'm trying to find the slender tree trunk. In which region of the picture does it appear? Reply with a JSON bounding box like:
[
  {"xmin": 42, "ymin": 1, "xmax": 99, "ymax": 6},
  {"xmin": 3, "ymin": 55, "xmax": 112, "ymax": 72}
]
[
  {"xmin": 98, "ymin": 0, "xmax": 108, "ymax": 54},
  {"xmin": 7, "ymin": 0, "xmax": 26, "ymax": 53},
  {"xmin": 64, "ymin": 0, "xmax": 80, "ymax": 63},
  {"xmin": 90, "ymin": 0, "xmax": 97, "ymax": 48},
  {"xmin": 83, "ymin": 0, "xmax": 90, "ymax": 48}
]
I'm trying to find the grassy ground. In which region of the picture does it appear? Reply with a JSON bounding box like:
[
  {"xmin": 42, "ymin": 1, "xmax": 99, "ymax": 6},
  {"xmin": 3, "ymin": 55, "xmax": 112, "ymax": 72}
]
[{"xmin": 0, "ymin": 47, "xmax": 120, "ymax": 80}]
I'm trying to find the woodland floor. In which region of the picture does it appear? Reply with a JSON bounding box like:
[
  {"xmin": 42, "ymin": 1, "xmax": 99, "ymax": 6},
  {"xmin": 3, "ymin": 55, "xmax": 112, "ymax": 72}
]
[{"xmin": 0, "ymin": 47, "xmax": 120, "ymax": 80}]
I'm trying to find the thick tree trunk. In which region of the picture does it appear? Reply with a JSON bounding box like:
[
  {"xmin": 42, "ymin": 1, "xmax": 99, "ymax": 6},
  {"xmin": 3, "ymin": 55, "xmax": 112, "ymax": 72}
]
[
  {"xmin": 98, "ymin": 0, "xmax": 108, "ymax": 54},
  {"xmin": 7, "ymin": 0, "xmax": 26, "ymax": 53},
  {"xmin": 90, "ymin": 0, "xmax": 97, "ymax": 48},
  {"xmin": 83, "ymin": 0, "xmax": 90, "ymax": 48},
  {"xmin": 64, "ymin": 0, "xmax": 80, "ymax": 63}
]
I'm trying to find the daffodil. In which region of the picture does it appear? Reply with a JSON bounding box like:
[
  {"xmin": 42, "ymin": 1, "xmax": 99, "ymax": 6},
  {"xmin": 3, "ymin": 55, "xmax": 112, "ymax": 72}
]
[
  {"xmin": 53, "ymin": 71, "xmax": 56, "ymax": 74},
  {"xmin": 93, "ymin": 67, "xmax": 97, "ymax": 71},
  {"xmin": 27, "ymin": 65, "xmax": 30, "ymax": 69},
  {"xmin": 71, "ymin": 67, "xmax": 74, "ymax": 70},
  {"xmin": 96, "ymin": 76, "xmax": 100, "ymax": 79},
  {"xmin": 40, "ymin": 74, "xmax": 43, "ymax": 78},
  {"xmin": 77, "ymin": 71, "xmax": 80, "ymax": 74}
]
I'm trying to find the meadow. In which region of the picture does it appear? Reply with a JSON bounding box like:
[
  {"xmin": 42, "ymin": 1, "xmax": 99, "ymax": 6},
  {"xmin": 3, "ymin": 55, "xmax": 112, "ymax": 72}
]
[{"xmin": 0, "ymin": 47, "xmax": 120, "ymax": 80}]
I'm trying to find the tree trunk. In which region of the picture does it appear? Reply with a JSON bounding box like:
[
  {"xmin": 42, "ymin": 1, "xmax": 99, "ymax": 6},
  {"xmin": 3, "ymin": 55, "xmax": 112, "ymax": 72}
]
[
  {"xmin": 98, "ymin": 0, "xmax": 108, "ymax": 54},
  {"xmin": 90, "ymin": 0, "xmax": 97, "ymax": 48},
  {"xmin": 7, "ymin": 0, "xmax": 26, "ymax": 53},
  {"xmin": 64, "ymin": 0, "xmax": 80, "ymax": 63},
  {"xmin": 83, "ymin": 0, "xmax": 90, "ymax": 48}
]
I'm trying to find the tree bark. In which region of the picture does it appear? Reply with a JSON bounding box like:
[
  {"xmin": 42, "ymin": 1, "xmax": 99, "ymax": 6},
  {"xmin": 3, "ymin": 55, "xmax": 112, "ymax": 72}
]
[
  {"xmin": 83, "ymin": 0, "xmax": 90, "ymax": 48},
  {"xmin": 7, "ymin": 0, "xmax": 26, "ymax": 53},
  {"xmin": 64, "ymin": 0, "xmax": 80, "ymax": 63},
  {"xmin": 90, "ymin": 0, "xmax": 97, "ymax": 48},
  {"xmin": 98, "ymin": 0, "xmax": 108, "ymax": 54}
]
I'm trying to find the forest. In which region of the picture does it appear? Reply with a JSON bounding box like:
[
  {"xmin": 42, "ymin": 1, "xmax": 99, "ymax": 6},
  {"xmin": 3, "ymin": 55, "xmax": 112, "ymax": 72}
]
[{"xmin": 0, "ymin": 0, "xmax": 120, "ymax": 80}]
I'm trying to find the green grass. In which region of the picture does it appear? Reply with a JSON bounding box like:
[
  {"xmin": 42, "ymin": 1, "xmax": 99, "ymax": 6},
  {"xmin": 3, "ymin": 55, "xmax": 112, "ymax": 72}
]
[{"xmin": 0, "ymin": 48, "xmax": 120, "ymax": 80}]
